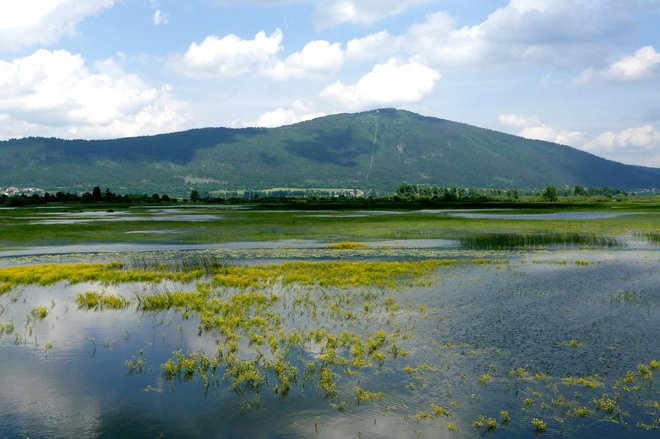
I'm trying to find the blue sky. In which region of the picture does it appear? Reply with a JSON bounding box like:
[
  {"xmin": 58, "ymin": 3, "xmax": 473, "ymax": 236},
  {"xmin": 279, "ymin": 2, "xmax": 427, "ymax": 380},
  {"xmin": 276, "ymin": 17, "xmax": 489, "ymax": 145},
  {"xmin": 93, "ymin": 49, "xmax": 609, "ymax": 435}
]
[{"xmin": 0, "ymin": 1, "xmax": 659, "ymax": 167}]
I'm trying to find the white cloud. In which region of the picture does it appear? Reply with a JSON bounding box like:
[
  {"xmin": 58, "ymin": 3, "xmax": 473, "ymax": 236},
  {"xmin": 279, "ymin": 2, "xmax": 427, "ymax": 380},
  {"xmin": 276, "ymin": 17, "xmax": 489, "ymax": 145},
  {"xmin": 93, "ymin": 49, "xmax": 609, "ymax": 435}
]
[
  {"xmin": 500, "ymin": 113, "xmax": 586, "ymax": 145},
  {"xmin": 0, "ymin": 0, "xmax": 115, "ymax": 52},
  {"xmin": 320, "ymin": 58, "xmax": 440, "ymax": 111},
  {"xmin": 175, "ymin": 29, "xmax": 283, "ymax": 78},
  {"xmin": 499, "ymin": 114, "xmax": 542, "ymax": 128},
  {"xmin": 499, "ymin": 112, "xmax": 660, "ymax": 166},
  {"xmin": 252, "ymin": 101, "xmax": 325, "ymax": 127},
  {"xmin": 578, "ymin": 46, "xmax": 660, "ymax": 83},
  {"xmin": 519, "ymin": 125, "xmax": 586, "ymax": 146},
  {"xmin": 153, "ymin": 10, "xmax": 169, "ymax": 26},
  {"xmin": 367, "ymin": 1, "xmax": 643, "ymax": 71},
  {"xmin": 346, "ymin": 31, "xmax": 393, "ymax": 62},
  {"xmin": 0, "ymin": 49, "xmax": 186, "ymax": 139},
  {"xmin": 313, "ymin": 0, "xmax": 428, "ymax": 29},
  {"xmin": 266, "ymin": 40, "xmax": 343, "ymax": 80},
  {"xmin": 584, "ymin": 125, "xmax": 660, "ymax": 152}
]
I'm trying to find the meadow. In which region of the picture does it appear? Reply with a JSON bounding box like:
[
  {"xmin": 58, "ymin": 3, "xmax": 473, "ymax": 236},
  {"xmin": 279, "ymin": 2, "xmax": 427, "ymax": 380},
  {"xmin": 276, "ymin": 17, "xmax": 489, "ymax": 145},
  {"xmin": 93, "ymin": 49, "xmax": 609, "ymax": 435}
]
[{"xmin": 0, "ymin": 202, "xmax": 658, "ymax": 438}]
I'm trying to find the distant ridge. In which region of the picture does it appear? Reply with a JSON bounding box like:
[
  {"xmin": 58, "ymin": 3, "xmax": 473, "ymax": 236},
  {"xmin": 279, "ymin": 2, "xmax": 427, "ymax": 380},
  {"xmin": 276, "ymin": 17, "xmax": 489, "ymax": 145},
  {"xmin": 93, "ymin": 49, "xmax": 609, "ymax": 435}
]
[{"xmin": 1, "ymin": 108, "xmax": 658, "ymax": 195}]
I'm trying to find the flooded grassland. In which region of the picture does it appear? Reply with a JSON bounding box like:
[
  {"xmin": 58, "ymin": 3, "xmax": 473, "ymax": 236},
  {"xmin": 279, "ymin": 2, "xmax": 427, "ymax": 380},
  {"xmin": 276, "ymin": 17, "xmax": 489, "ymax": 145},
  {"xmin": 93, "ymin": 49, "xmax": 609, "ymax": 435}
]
[{"xmin": 0, "ymin": 205, "xmax": 659, "ymax": 438}]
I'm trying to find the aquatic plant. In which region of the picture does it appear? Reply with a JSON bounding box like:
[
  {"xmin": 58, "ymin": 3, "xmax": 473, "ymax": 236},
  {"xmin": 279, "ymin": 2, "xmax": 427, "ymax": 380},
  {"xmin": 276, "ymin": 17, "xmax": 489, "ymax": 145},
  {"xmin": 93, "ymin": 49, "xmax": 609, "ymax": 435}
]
[
  {"xmin": 593, "ymin": 395, "xmax": 619, "ymax": 414},
  {"xmin": 30, "ymin": 306, "xmax": 49, "ymax": 320},
  {"xmin": 430, "ymin": 403, "xmax": 451, "ymax": 418},
  {"xmin": 460, "ymin": 233, "xmax": 621, "ymax": 250},
  {"xmin": 573, "ymin": 406, "xmax": 591, "ymax": 417},
  {"xmin": 75, "ymin": 291, "xmax": 130, "ymax": 310},
  {"xmin": 0, "ymin": 322, "xmax": 15, "ymax": 336},
  {"xmin": 531, "ymin": 418, "xmax": 546, "ymax": 432},
  {"xmin": 560, "ymin": 339, "xmax": 580, "ymax": 348},
  {"xmin": 138, "ymin": 290, "xmax": 206, "ymax": 311},
  {"xmin": 126, "ymin": 350, "xmax": 145, "ymax": 374},
  {"xmin": 0, "ymin": 282, "xmax": 12, "ymax": 295},
  {"xmin": 327, "ymin": 242, "xmax": 368, "ymax": 250},
  {"xmin": 561, "ymin": 375, "xmax": 602, "ymax": 388},
  {"xmin": 638, "ymin": 363, "xmax": 653, "ymax": 380},
  {"xmin": 123, "ymin": 254, "xmax": 227, "ymax": 273},
  {"xmin": 355, "ymin": 385, "xmax": 384, "ymax": 404}
]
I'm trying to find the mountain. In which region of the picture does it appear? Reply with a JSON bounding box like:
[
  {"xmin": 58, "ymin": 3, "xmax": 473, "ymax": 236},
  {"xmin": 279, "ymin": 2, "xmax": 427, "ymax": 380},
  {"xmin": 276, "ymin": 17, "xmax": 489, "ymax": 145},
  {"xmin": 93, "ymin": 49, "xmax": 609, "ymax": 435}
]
[{"xmin": 1, "ymin": 108, "xmax": 659, "ymax": 195}]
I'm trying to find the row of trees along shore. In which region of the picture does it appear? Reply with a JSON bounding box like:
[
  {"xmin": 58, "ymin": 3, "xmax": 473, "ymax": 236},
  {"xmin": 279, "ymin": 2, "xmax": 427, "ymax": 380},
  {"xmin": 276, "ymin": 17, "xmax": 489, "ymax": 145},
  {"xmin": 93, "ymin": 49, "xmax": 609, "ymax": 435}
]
[{"xmin": 0, "ymin": 184, "xmax": 640, "ymax": 206}]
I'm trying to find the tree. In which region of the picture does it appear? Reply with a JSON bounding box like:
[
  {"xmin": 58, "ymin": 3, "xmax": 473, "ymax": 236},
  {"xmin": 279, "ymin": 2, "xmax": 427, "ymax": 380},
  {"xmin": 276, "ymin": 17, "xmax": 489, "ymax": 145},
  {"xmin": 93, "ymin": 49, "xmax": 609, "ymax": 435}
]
[
  {"xmin": 542, "ymin": 186, "xmax": 558, "ymax": 202},
  {"xmin": 91, "ymin": 186, "xmax": 102, "ymax": 201},
  {"xmin": 574, "ymin": 184, "xmax": 588, "ymax": 196},
  {"xmin": 190, "ymin": 189, "xmax": 201, "ymax": 202}
]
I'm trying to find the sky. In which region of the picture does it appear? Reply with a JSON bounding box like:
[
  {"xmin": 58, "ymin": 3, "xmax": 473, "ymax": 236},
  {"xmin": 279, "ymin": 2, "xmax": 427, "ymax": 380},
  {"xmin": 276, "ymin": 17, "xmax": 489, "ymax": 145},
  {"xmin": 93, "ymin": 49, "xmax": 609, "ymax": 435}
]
[{"xmin": 0, "ymin": 0, "xmax": 659, "ymax": 167}]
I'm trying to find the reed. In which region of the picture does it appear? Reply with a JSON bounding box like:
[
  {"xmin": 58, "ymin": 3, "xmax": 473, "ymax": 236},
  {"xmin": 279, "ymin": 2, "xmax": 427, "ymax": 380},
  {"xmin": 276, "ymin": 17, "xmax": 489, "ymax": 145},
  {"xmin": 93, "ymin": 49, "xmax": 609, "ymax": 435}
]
[
  {"xmin": 123, "ymin": 253, "xmax": 227, "ymax": 273},
  {"xmin": 460, "ymin": 232, "xmax": 621, "ymax": 249}
]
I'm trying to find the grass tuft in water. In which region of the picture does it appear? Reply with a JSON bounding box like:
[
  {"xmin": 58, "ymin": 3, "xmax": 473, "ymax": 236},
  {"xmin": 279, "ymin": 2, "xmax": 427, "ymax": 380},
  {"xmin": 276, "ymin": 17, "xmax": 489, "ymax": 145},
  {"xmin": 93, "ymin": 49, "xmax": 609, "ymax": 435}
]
[
  {"xmin": 30, "ymin": 306, "xmax": 49, "ymax": 320},
  {"xmin": 327, "ymin": 241, "xmax": 369, "ymax": 250},
  {"xmin": 75, "ymin": 291, "xmax": 130, "ymax": 310}
]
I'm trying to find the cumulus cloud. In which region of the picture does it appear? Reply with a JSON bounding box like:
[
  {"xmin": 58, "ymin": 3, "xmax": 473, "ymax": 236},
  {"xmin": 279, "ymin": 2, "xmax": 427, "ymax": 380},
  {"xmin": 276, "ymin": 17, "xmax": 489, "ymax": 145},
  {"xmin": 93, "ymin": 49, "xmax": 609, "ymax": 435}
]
[
  {"xmin": 499, "ymin": 114, "xmax": 542, "ymax": 128},
  {"xmin": 312, "ymin": 0, "xmax": 428, "ymax": 29},
  {"xmin": 0, "ymin": 0, "xmax": 115, "ymax": 52},
  {"xmin": 252, "ymin": 101, "xmax": 325, "ymax": 127},
  {"xmin": 346, "ymin": 31, "xmax": 393, "ymax": 62},
  {"xmin": 266, "ymin": 40, "xmax": 343, "ymax": 80},
  {"xmin": 320, "ymin": 58, "xmax": 440, "ymax": 110},
  {"xmin": 175, "ymin": 29, "xmax": 283, "ymax": 78},
  {"xmin": 343, "ymin": 1, "xmax": 644, "ymax": 71},
  {"xmin": 500, "ymin": 112, "xmax": 586, "ymax": 145},
  {"xmin": 499, "ymin": 112, "xmax": 660, "ymax": 166},
  {"xmin": 584, "ymin": 125, "xmax": 660, "ymax": 152},
  {"xmin": 578, "ymin": 46, "xmax": 660, "ymax": 83},
  {"xmin": 0, "ymin": 49, "xmax": 186, "ymax": 139},
  {"xmin": 583, "ymin": 125, "xmax": 660, "ymax": 166},
  {"xmin": 519, "ymin": 125, "xmax": 586, "ymax": 146}
]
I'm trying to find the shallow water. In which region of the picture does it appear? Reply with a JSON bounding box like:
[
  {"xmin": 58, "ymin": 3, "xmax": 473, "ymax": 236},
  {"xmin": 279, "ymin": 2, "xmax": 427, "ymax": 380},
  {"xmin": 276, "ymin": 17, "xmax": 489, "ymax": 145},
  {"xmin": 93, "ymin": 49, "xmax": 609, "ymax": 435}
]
[{"xmin": 1, "ymin": 247, "xmax": 658, "ymax": 438}]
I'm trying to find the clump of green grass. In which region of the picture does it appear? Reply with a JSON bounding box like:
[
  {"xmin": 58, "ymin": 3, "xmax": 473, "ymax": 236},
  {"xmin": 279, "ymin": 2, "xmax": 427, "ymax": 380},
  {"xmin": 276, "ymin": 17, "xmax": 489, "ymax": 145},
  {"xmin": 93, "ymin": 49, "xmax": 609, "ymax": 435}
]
[
  {"xmin": 561, "ymin": 339, "xmax": 580, "ymax": 348},
  {"xmin": 531, "ymin": 418, "xmax": 547, "ymax": 432},
  {"xmin": 327, "ymin": 241, "xmax": 368, "ymax": 250},
  {"xmin": 75, "ymin": 291, "xmax": 130, "ymax": 310},
  {"xmin": 562, "ymin": 375, "xmax": 603, "ymax": 388},
  {"xmin": 573, "ymin": 406, "xmax": 591, "ymax": 417},
  {"xmin": 0, "ymin": 282, "xmax": 12, "ymax": 295},
  {"xmin": 138, "ymin": 290, "xmax": 205, "ymax": 311},
  {"xmin": 126, "ymin": 349, "xmax": 145, "ymax": 374},
  {"xmin": 30, "ymin": 306, "xmax": 49, "ymax": 320},
  {"xmin": 355, "ymin": 385, "xmax": 384, "ymax": 403}
]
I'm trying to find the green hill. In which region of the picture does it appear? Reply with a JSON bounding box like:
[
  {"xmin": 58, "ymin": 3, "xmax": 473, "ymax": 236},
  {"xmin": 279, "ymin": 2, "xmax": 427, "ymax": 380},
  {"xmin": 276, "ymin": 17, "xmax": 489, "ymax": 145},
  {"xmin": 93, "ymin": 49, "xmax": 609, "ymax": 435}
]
[{"xmin": 1, "ymin": 108, "xmax": 658, "ymax": 195}]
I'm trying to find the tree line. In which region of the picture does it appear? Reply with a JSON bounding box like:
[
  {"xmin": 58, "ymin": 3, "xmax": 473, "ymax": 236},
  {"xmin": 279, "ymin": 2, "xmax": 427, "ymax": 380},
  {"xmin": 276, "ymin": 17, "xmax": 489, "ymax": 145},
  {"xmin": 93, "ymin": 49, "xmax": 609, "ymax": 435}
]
[
  {"xmin": 1, "ymin": 186, "xmax": 173, "ymax": 206},
  {"xmin": 0, "ymin": 183, "xmax": 639, "ymax": 207}
]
